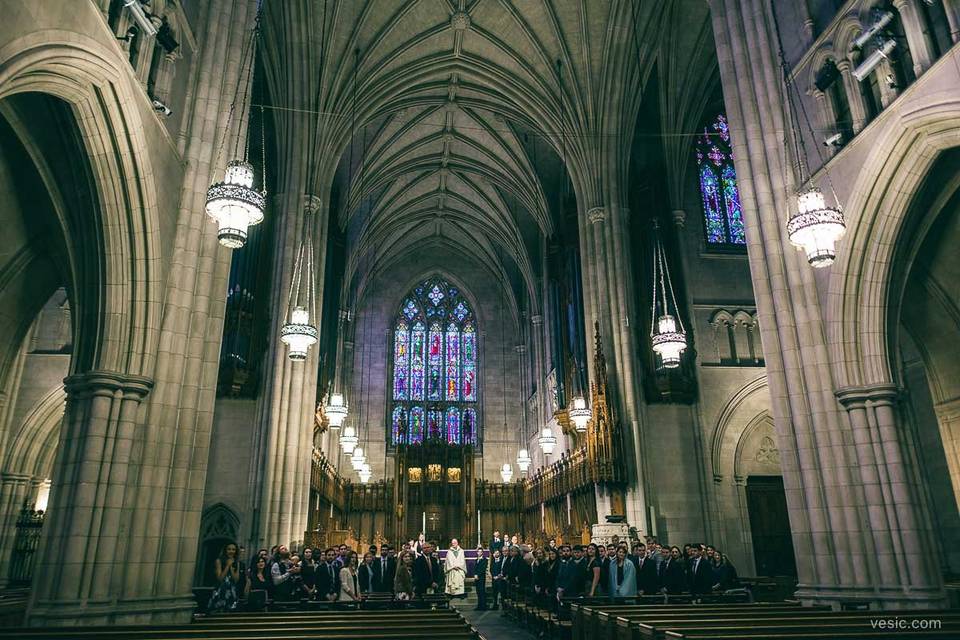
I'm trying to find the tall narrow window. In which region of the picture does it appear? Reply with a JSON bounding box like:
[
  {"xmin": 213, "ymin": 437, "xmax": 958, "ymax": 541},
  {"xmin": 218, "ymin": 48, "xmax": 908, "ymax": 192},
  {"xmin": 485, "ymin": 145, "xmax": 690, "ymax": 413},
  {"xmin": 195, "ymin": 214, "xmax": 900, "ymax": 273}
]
[
  {"xmin": 390, "ymin": 277, "xmax": 480, "ymax": 445},
  {"xmin": 696, "ymin": 114, "xmax": 746, "ymax": 247}
]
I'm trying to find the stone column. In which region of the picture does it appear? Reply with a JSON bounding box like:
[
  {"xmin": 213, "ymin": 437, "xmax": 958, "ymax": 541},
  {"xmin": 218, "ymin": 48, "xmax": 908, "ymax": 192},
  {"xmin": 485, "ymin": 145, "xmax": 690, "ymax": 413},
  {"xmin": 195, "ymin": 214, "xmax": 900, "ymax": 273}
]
[
  {"xmin": 0, "ymin": 472, "xmax": 31, "ymax": 588},
  {"xmin": 944, "ymin": 1, "xmax": 960, "ymax": 44},
  {"xmin": 529, "ymin": 315, "xmax": 546, "ymax": 437},
  {"xmin": 27, "ymin": 371, "xmax": 153, "ymax": 625},
  {"xmin": 254, "ymin": 192, "xmax": 327, "ymax": 549},
  {"xmin": 708, "ymin": 0, "xmax": 945, "ymax": 609},
  {"xmin": 579, "ymin": 204, "xmax": 648, "ymax": 530},
  {"xmin": 892, "ymin": 0, "xmax": 937, "ymax": 76}
]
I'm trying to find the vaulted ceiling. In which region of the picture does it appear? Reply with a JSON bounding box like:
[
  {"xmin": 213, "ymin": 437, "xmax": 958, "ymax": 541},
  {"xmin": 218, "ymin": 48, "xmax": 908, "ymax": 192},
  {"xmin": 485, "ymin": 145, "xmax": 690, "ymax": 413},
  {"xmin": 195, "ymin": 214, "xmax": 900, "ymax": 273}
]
[{"xmin": 260, "ymin": 0, "xmax": 715, "ymax": 317}]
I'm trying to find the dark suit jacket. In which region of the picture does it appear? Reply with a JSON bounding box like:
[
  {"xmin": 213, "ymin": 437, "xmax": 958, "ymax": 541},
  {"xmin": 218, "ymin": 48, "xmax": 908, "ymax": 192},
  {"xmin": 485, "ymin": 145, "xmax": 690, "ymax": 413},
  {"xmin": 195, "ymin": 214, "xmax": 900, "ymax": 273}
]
[
  {"xmin": 687, "ymin": 557, "xmax": 715, "ymax": 595},
  {"xmin": 555, "ymin": 559, "xmax": 582, "ymax": 596},
  {"xmin": 373, "ymin": 555, "xmax": 396, "ymax": 592},
  {"xmin": 358, "ymin": 563, "xmax": 379, "ymax": 593},
  {"xmin": 315, "ymin": 561, "xmax": 340, "ymax": 598},
  {"xmin": 634, "ymin": 555, "xmax": 660, "ymax": 594},
  {"xmin": 474, "ymin": 557, "xmax": 488, "ymax": 588},
  {"xmin": 490, "ymin": 538, "xmax": 504, "ymax": 554},
  {"xmin": 659, "ymin": 558, "xmax": 686, "ymax": 594},
  {"xmin": 413, "ymin": 553, "xmax": 440, "ymax": 594}
]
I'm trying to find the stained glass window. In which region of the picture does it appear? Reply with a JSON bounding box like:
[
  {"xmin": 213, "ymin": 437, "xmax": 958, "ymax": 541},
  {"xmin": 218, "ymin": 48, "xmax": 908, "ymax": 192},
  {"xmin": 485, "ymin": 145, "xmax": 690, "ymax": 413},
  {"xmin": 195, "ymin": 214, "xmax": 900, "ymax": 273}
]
[
  {"xmin": 389, "ymin": 277, "xmax": 479, "ymax": 446},
  {"xmin": 695, "ymin": 114, "xmax": 746, "ymax": 247}
]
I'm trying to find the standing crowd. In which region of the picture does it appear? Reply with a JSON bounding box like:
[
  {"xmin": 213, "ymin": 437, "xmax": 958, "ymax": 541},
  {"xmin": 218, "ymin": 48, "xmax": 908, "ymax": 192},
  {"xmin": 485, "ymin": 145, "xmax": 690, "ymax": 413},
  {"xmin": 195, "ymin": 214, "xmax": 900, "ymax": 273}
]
[
  {"xmin": 473, "ymin": 530, "xmax": 740, "ymax": 611},
  {"xmin": 206, "ymin": 534, "xmax": 471, "ymax": 613}
]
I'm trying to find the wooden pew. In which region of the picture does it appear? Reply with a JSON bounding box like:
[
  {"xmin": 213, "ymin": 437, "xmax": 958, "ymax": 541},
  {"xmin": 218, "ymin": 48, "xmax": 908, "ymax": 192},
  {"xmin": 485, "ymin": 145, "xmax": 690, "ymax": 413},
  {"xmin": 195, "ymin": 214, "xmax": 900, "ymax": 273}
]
[{"xmin": 0, "ymin": 608, "xmax": 480, "ymax": 640}]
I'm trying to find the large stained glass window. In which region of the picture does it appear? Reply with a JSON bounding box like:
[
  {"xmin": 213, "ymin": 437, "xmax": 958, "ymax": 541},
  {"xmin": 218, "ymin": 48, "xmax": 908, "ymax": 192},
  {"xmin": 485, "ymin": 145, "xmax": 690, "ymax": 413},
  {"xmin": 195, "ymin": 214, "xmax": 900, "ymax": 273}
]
[
  {"xmin": 390, "ymin": 277, "xmax": 479, "ymax": 445},
  {"xmin": 695, "ymin": 114, "xmax": 746, "ymax": 247}
]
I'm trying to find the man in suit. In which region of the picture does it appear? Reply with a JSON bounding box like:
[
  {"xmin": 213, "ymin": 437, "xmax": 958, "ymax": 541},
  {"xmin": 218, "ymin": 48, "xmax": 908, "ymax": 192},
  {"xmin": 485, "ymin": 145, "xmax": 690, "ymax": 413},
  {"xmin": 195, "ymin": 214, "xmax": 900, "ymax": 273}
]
[
  {"xmin": 686, "ymin": 545, "xmax": 714, "ymax": 597},
  {"xmin": 490, "ymin": 548, "xmax": 505, "ymax": 609},
  {"xmin": 634, "ymin": 544, "xmax": 660, "ymax": 595},
  {"xmin": 490, "ymin": 530, "xmax": 504, "ymax": 555},
  {"xmin": 374, "ymin": 545, "xmax": 396, "ymax": 593},
  {"xmin": 555, "ymin": 545, "xmax": 580, "ymax": 599},
  {"xmin": 473, "ymin": 546, "xmax": 489, "ymax": 610},
  {"xmin": 315, "ymin": 548, "xmax": 340, "ymax": 602},
  {"xmin": 413, "ymin": 541, "xmax": 440, "ymax": 595}
]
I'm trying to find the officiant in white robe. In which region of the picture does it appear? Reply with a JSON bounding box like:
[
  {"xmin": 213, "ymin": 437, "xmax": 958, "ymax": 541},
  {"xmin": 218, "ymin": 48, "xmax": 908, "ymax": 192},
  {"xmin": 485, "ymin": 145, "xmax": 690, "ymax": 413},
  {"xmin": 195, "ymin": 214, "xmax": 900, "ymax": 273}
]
[{"xmin": 444, "ymin": 539, "xmax": 467, "ymax": 596}]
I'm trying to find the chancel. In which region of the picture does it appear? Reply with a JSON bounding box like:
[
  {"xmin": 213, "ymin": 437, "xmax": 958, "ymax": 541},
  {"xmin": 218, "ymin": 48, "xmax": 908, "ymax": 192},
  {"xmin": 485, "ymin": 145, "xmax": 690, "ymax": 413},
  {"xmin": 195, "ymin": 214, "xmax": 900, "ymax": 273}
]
[{"xmin": 0, "ymin": 1, "xmax": 958, "ymax": 639}]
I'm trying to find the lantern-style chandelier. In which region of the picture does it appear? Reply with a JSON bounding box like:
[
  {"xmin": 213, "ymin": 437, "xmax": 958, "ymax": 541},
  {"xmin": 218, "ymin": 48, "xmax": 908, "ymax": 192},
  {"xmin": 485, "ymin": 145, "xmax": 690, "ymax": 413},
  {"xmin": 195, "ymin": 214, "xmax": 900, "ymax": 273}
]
[
  {"xmin": 339, "ymin": 423, "xmax": 358, "ymax": 454},
  {"xmin": 650, "ymin": 223, "xmax": 687, "ymax": 369},
  {"xmin": 324, "ymin": 392, "xmax": 348, "ymax": 429},
  {"xmin": 772, "ymin": 7, "xmax": 846, "ymax": 268},
  {"xmin": 516, "ymin": 448, "xmax": 532, "ymax": 474},
  {"xmin": 538, "ymin": 426, "xmax": 557, "ymax": 456},
  {"xmin": 569, "ymin": 396, "xmax": 592, "ymax": 433},
  {"xmin": 206, "ymin": 21, "xmax": 266, "ymax": 249},
  {"xmin": 500, "ymin": 463, "xmax": 514, "ymax": 483},
  {"xmin": 350, "ymin": 446, "xmax": 366, "ymax": 471},
  {"xmin": 279, "ymin": 197, "xmax": 320, "ymax": 361},
  {"xmin": 358, "ymin": 462, "xmax": 372, "ymax": 484}
]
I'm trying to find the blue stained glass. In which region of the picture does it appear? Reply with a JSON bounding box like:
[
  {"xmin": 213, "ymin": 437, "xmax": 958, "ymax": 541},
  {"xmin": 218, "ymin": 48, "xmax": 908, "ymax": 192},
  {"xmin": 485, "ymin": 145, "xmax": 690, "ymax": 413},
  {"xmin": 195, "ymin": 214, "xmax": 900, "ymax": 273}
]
[
  {"xmin": 392, "ymin": 406, "xmax": 406, "ymax": 444},
  {"xmin": 696, "ymin": 113, "xmax": 745, "ymax": 246},
  {"xmin": 722, "ymin": 164, "xmax": 745, "ymax": 244},
  {"xmin": 446, "ymin": 407, "xmax": 461, "ymax": 443},
  {"xmin": 409, "ymin": 406, "xmax": 425, "ymax": 443},
  {"xmin": 390, "ymin": 277, "xmax": 479, "ymax": 446}
]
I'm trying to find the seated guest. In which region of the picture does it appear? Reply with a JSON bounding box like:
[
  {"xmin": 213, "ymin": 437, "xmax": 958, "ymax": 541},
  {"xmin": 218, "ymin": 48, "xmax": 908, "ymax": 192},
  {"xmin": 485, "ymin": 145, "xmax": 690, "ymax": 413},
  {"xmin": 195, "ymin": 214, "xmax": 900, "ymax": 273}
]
[
  {"xmin": 413, "ymin": 541, "xmax": 440, "ymax": 594},
  {"xmin": 635, "ymin": 543, "xmax": 660, "ymax": 595},
  {"xmin": 659, "ymin": 546, "xmax": 686, "ymax": 594},
  {"xmin": 608, "ymin": 546, "xmax": 637, "ymax": 597},
  {"xmin": 338, "ymin": 551, "xmax": 360, "ymax": 603},
  {"xmin": 358, "ymin": 551, "xmax": 379, "ymax": 594},
  {"xmin": 474, "ymin": 546, "xmax": 488, "ymax": 611},
  {"xmin": 394, "ymin": 550, "xmax": 416, "ymax": 600},
  {"xmin": 270, "ymin": 545, "xmax": 301, "ymax": 601},
  {"xmin": 316, "ymin": 547, "xmax": 340, "ymax": 602},
  {"xmin": 712, "ymin": 551, "xmax": 739, "ymax": 590},
  {"xmin": 687, "ymin": 544, "xmax": 714, "ymax": 597}
]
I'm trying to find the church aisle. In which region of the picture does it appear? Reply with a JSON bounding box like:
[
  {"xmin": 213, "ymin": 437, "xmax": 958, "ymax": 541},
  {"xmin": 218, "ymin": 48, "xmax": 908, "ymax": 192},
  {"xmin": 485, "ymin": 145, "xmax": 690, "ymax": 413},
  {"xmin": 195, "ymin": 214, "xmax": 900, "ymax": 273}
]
[{"xmin": 452, "ymin": 594, "xmax": 531, "ymax": 640}]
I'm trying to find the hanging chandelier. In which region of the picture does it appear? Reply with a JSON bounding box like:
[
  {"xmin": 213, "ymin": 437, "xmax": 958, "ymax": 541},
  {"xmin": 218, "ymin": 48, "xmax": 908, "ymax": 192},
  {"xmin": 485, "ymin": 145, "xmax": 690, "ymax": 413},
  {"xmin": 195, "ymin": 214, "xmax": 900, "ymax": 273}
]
[
  {"xmin": 787, "ymin": 187, "xmax": 846, "ymax": 267},
  {"xmin": 500, "ymin": 463, "xmax": 513, "ymax": 482},
  {"xmin": 569, "ymin": 396, "xmax": 592, "ymax": 432},
  {"xmin": 324, "ymin": 392, "xmax": 348, "ymax": 429},
  {"xmin": 650, "ymin": 224, "xmax": 687, "ymax": 369},
  {"xmin": 206, "ymin": 23, "xmax": 266, "ymax": 249},
  {"xmin": 280, "ymin": 197, "xmax": 320, "ymax": 361},
  {"xmin": 538, "ymin": 426, "xmax": 557, "ymax": 456},
  {"xmin": 772, "ymin": 8, "xmax": 846, "ymax": 268},
  {"xmin": 206, "ymin": 161, "xmax": 265, "ymax": 249},
  {"xmin": 516, "ymin": 448, "xmax": 532, "ymax": 473},
  {"xmin": 340, "ymin": 424, "xmax": 358, "ymax": 454},
  {"xmin": 350, "ymin": 446, "xmax": 366, "ymax": 471},
  {"xmin": 358, "ymin": 462, "xmax": 372, "ymax": 483}
]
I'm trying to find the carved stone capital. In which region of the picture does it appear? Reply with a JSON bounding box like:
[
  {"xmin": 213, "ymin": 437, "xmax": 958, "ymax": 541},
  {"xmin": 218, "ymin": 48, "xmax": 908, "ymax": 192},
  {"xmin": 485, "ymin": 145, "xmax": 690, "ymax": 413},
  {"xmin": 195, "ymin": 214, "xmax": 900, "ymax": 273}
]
[
  {"xmin": 450, "ymin": 11, "xmax": 471, "ymax": 31},
  {"xmin": 587, "ymin": 207, "xmax": 606, "ymax": 224},
  {"xmin": 671, "ymin": 209, "xmax": 687, "ymax": 227},
  {"xmin": 835, "ymin": 383, "xmax": 900, "ymax": 409},
  {"xmin": 515, "ymin": 344, "xmax": 527, "ymax": 354},
  {"xmin": 63, "ymin": 370, "xmax": 154, "ymax": 400},
  {"xmin": 530, "ymin": 315, "xmax": 543, "ymax": 325}
]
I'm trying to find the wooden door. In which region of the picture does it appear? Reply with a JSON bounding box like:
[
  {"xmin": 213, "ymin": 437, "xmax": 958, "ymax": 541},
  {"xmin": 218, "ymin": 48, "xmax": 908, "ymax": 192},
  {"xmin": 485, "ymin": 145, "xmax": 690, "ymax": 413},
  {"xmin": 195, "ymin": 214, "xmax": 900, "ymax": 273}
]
[{"xmin": 745, "ymin": 475, "xmax": 797, "ymax": 577}]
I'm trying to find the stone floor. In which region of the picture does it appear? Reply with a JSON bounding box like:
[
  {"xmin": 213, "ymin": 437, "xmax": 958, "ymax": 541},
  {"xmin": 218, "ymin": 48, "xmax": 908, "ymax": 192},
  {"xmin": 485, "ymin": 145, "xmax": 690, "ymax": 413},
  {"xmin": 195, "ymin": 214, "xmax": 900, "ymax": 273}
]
[{"xmin": 451, "ymin": 591, "xmax": 531, "ymax": 640}]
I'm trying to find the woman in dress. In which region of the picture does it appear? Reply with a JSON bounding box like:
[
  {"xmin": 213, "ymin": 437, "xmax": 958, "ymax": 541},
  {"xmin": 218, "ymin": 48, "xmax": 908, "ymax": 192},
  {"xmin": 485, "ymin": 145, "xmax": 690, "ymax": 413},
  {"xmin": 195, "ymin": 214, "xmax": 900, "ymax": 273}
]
[
  {"xmin": 585, "ymin": 543, "xmax": 603, "ymax": 597},
  {"xmin": 208, "ymin": 542, "xmax": 241, "ymax": 612},
  {"xmin": 443, "ymin": 538, "xmax": 467, "ymax": 597},
  {"xmin": 393, "ymin": 550, "xmax": 416, "ymax": 601},
  {"xmin": 300, "ymin": 547, "xmax": 318, "ymax": 599},
  {"xmin": 338, "ymin": 551, "xmax": 360, "ymax": 604},
  {"xmin": 246, "ymin": 556, "xmax": 271, "ymax": 609}
]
